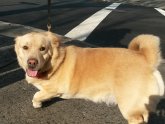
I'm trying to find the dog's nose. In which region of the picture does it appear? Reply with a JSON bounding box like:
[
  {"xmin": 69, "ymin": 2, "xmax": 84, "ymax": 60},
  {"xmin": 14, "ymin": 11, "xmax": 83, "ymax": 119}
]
[{"xmin": 27, "ymin": 58, "xmax": 38, "ymax": 69}]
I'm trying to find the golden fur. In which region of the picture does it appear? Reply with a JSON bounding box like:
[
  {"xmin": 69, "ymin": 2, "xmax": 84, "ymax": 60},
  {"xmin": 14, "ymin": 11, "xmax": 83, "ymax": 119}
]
[{"xmin": 15, "ymin": 32, "xmax": 164, "ymax": 124}]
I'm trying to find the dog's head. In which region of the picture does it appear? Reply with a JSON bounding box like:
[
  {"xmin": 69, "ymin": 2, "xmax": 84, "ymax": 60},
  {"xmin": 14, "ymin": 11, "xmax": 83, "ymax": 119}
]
[{"xmin": 15, "ymin": 31, "xmax": 60, "ymax": 78}]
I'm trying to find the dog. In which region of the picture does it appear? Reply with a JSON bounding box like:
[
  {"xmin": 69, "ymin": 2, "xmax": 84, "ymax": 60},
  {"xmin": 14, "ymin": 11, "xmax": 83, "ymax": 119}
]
[{"xmin": 15, "ymin": 31, "xmax": 164, "ymax": 124}]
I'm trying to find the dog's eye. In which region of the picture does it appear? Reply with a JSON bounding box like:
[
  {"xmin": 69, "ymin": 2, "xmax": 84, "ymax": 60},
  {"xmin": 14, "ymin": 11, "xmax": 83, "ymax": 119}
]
[
  {"xmin": 23, "ymin": 46, "xmax": 28, "ymax": 50},
  {"xmin": 39, "ymin": 47, "xmax": 45, "ymax": 51}
]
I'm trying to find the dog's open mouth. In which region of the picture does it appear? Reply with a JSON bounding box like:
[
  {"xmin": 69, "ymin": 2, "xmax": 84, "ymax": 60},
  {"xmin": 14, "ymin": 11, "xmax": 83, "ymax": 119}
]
[{"xmin": 26, "ymin": 69, "xmax": 38, "ymax": 77}]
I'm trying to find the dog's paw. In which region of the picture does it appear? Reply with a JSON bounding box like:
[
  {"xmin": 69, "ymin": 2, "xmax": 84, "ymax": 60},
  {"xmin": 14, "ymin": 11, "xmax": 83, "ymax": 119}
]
[{"xmin": 32, "ymin": 100, "xmax": 42, "ymax": 108}]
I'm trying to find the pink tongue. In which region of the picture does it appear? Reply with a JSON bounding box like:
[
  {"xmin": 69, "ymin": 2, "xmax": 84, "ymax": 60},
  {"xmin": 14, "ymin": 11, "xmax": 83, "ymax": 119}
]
[{"xmin": 27, "ymin": 69, "xmax": 38, "ymax": 77}]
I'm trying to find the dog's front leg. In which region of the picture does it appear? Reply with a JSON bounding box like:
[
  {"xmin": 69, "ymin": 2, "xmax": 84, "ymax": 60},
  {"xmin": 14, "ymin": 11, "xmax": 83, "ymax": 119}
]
[{"xmin": 32, "ymin": 90, "xmax": 57, "ymax": 108}]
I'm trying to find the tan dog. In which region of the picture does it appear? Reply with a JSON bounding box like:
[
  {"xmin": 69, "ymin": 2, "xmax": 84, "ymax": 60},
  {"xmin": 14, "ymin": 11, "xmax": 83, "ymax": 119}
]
[{"xmin": 15, "ymin": 32, "xmax": 164, "ymax": 124}]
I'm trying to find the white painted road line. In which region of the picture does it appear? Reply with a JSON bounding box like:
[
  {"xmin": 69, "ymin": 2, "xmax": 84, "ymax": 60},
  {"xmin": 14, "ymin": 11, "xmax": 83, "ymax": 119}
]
[
  {"xmin": 65, "ymin": 3, "xmax": 121, "ymax": 41},
  {"xmin": 0, "ymin": 21, "xmax": 44, "ymax": 37},
  {"xmin": 0, "ymin": 67, "xmax": 21, "ymax": 77},
  {"xmin": 0, "ymin": 21, "xmax": 66, "ymax": 41},
  {"xmin": 155, "ymin": 8, "xmax": 165, "ymax": 16},
  {"xmin": 105, "ymin": 2, "xmax": 121, "ymax": 10}
]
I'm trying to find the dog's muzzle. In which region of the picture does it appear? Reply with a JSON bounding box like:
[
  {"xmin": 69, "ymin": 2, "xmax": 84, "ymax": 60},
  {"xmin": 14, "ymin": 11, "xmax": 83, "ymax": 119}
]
[
  {"xmin": 27, "ymin": 58, "xmax": 38, "ymax": 69},
  {"xmin": 26, "ymin": 58, "xmax": 39, "ymax": 77}
]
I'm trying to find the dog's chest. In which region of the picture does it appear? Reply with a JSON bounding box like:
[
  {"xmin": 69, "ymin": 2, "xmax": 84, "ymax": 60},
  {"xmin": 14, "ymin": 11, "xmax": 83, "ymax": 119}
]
[{"xmin": 33, "ymin": 83, "xmax": 43, "ymax": 90}]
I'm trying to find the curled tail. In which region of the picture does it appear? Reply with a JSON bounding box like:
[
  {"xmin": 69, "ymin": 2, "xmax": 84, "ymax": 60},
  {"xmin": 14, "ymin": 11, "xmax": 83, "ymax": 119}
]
[{"xmin": 128, "ymin": 34, "xmax": 162, "ymax": 69}]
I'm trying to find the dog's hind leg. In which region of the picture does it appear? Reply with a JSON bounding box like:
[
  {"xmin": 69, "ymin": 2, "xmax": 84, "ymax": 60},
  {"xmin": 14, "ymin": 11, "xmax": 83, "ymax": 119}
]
[{"xmin": 127, "ymin": 110, "xmax": 148, "ymax": 124}]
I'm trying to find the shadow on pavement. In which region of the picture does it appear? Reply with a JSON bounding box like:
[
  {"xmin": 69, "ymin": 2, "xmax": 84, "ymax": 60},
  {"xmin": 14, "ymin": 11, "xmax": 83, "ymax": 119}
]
[
  {"xmin": 148, "ymin": 98, "xmax": 165, "ymax": 124},
  {"xmin": 86, "ymin": 28, "xmax": 130, "ymax": 47},
  {"xmin": 42, "ymin": 97, "xmax": 65, "ymax": 108}
]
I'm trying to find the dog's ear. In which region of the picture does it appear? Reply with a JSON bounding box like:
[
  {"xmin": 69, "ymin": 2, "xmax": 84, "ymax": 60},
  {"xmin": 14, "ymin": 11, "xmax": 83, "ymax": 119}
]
[
  {"xmin": 14, "ymin": 36, "xmax": 20, "ymax": 44},
  {"xmin": 46, "ymin": 31, "xmax": 60, "ymax": 47},
  {"xmin": 14, "ymin": 36, "xmax": 21, "ymax": 53}
]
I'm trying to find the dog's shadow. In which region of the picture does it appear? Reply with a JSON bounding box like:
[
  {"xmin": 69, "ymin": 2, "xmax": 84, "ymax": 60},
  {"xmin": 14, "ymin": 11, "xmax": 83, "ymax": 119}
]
[
  {"xmin": 148, "ymin": 96, "xmax": 165, "ymax": 124},
  {"xmin": 42, "ymin": 97, "xmax": 65, "ymax": 108}
]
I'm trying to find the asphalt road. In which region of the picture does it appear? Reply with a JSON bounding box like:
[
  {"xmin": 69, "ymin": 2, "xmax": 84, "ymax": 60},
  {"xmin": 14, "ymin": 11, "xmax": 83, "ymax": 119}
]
[{"xmin": 0, "ymin": 0, "xmax": 165, "ymax": 124}]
